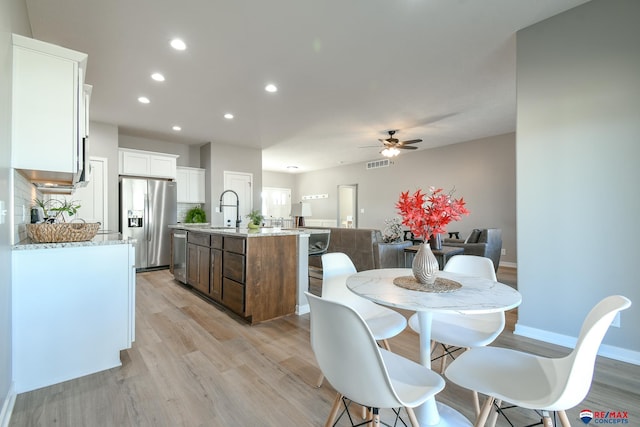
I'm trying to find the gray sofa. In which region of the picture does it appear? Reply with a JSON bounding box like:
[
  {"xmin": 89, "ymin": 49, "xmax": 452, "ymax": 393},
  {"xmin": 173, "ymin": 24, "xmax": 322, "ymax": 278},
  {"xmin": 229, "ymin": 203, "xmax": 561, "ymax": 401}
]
[{"xmin": 443, "ymin": 228, "xmax": 502, "ymax": 271}]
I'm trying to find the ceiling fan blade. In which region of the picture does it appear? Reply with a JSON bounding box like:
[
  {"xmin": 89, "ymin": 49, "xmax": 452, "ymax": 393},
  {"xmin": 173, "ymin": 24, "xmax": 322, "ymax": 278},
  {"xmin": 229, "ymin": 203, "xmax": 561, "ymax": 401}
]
[
  {"xmin": 399, "ymin": 139, "xmax": 422, "ymax": 145},
  {"xmin": 398, "ymin": 145, "xmax": 418, "ymax": 150}
]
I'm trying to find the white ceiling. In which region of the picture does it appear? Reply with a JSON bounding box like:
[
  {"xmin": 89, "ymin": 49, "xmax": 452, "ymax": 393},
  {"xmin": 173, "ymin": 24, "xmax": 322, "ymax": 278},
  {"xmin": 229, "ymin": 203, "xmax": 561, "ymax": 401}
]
[{"xmin": 25, "ymin": 0, "xmax": 590, "ymax": 173}]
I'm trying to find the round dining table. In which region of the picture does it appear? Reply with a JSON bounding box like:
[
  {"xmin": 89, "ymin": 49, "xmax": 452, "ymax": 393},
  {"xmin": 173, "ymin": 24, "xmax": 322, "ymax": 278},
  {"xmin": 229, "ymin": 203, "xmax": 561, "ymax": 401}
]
[{"xmin": 346, "ymin": 268, "xmax": 522, "ymax": 427}]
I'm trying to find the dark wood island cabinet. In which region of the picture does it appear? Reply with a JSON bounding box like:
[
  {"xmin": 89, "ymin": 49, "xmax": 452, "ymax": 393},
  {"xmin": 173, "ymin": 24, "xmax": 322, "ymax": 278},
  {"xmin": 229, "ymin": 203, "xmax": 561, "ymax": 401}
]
[{"xmin": 184, "ymin": 230, "xmax": 298, "ymax": 324}]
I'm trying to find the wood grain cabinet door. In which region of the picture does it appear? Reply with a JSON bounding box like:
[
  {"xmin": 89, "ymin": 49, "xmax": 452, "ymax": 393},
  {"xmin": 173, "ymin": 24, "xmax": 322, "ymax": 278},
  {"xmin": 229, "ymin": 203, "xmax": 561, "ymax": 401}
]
[
  {"xmin": 186, "ymin": 243, "xmax": 198, "ymax": 286},
  {"xmin": 210, "ymin": 248, "xmax": 222, "ymax": 301}
]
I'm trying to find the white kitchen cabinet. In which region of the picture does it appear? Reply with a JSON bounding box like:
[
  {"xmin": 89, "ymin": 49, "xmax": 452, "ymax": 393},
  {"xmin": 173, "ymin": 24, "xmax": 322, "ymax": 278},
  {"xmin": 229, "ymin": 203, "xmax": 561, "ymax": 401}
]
[
  {"xmin": 12, "ymin": 242, "xmax": 136, "ymax": 393},
  {"xmin": 177, "ymin": 166, "xmax": 205, "ymax": 203},
  {"xmin": 118, "ymin": 148, "xmax": 178, "ymax": 179},
  {"xmin": 11, "ymin": 34, "xmax": 88, "ymax": 182}
]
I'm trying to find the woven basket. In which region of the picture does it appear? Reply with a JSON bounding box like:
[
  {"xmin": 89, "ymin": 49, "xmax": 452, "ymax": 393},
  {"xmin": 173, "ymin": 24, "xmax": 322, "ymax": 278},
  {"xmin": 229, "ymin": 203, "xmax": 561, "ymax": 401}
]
[{"xmin": 26, "ymin": 222, "xmax": 101, "ymax": 243}]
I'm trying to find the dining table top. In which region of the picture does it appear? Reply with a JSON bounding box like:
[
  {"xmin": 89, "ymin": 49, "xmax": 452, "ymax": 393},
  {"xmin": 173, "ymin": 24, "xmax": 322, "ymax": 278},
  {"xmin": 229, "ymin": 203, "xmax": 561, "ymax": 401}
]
[{"xmin": 346, "ymin": 267, "xmax": 522, "ymax": 315}]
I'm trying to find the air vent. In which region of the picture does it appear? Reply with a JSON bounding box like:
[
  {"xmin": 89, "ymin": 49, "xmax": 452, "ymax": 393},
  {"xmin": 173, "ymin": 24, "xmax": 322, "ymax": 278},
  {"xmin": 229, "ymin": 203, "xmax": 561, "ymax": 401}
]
[{"xmin": 366, "ymin": 159, "xmax": 391, "ymax": 170}]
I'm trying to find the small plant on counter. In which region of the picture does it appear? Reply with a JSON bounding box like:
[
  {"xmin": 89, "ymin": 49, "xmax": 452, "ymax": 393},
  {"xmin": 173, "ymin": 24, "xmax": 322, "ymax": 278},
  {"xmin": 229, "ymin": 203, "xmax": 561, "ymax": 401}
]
[
  {"xmin": 246, "ymin": 209, "xmax": 264, "ymax": 229},
  {"xmin": 34, "ymin": 198, "xmax": 81, "ymax": 223},
  {"xmin": 185, "ymin": 207, "xmax": 207, "ymax": 223}
]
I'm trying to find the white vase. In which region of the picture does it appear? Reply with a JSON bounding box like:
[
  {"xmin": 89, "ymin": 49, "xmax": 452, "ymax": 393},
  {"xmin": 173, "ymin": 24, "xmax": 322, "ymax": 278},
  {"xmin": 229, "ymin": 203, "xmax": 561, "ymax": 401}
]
[{"xmin": 412, "ymin": 242, "xmax": 439, "ymax": 284}]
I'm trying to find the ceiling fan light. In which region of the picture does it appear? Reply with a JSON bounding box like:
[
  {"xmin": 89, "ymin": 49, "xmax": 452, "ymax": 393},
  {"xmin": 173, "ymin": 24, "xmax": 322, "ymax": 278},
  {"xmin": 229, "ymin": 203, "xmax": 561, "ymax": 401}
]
[{"xmin": 381, "ymin": 147, "xmax": 400, "ymax": 157}]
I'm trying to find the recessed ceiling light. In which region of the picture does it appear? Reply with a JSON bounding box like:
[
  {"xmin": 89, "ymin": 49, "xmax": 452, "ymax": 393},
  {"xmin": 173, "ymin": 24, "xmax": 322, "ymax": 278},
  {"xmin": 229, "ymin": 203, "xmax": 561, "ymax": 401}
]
[
  {"xmin": 265, "ymin": 84, "xmax": 278, "ymax": 93},
  {"xmin": 151, "ymin": 72, "xmax": 165, "ymax": 82},
  {"xmin": 224, "ymin": 113, "xmax": 234, "ymax": 119},
  {"xmin": 170, "ymin": 38, "xmax": 187, "ymax": 51},
  {"xmin": 138, "ymin": 96, "xmax": 150, "ymax": 104},
  {"xmin": 172, "ymin": 125, "xmax": 182, "ymax": 131}
]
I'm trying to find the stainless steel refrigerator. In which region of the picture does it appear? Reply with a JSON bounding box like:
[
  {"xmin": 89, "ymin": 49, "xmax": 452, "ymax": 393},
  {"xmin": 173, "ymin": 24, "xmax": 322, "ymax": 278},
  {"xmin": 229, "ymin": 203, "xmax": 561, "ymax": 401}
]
[{"xmin": 120, "ymin": 177, "xmax": 177, "ymax": 270}]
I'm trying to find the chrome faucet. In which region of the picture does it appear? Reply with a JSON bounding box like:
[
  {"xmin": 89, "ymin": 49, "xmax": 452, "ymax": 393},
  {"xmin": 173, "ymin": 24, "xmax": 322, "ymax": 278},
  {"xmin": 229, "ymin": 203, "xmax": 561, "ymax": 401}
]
[{"xmin": 219, "ymin": 189, "xmax": 241, "ymax": 228}]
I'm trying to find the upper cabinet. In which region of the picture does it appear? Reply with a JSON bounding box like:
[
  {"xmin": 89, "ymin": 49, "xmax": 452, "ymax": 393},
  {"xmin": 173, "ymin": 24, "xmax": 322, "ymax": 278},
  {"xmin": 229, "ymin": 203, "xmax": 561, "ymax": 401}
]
[
  {"xmin": 11, "ymin": 34, "xmax": 89, "ymax": 185},
  {"xmin": 176, "ymin": 167, "xmax": 205, "ymax": 203},
  {"xmin": 118, "ymin": 148, "xmax": 178, "ymax": 180}
]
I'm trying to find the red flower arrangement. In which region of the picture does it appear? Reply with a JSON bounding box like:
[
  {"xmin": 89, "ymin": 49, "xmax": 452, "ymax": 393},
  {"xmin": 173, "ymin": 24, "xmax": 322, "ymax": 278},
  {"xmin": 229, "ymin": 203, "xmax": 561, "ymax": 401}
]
[{"xmin": 396, "ymin": 187, "xmax": 469, "ymax": 240}]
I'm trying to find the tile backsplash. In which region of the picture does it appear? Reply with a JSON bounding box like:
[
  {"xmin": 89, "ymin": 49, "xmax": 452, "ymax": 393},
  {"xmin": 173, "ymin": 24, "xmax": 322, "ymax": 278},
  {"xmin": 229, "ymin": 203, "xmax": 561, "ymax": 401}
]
[
  {"xmin": 13, "ymin": 171, "xmax": 41, "ymax": 244},
  {"xmin": 177, "ymin": 203, "xmax": 203, "ymax": 223}
]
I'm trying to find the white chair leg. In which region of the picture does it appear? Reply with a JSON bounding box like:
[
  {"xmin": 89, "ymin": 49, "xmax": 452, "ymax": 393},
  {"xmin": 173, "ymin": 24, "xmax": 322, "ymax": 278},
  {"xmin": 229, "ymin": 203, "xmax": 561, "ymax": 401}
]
[
  {"xmin": 324, "ymin": 393, "xmax": 343, "ymax": 427},
  {"xmin": 558, "ymin": 410, "xmax": 571, "ymax": 427},
  {"xmin": 474, "ymin": 396, "xmax": 495, "ymax": 427}
]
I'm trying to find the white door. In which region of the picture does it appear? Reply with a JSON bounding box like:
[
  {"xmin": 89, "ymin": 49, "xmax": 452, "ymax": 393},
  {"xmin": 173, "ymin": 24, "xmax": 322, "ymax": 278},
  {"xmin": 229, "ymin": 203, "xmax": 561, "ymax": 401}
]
[
  {"xmin": 223, "ymin": 171, "xmax": 253, "ymax": 227},
  {"xmin": 74, "ymin": 157, "xmax": 108, "ymax": 229}
]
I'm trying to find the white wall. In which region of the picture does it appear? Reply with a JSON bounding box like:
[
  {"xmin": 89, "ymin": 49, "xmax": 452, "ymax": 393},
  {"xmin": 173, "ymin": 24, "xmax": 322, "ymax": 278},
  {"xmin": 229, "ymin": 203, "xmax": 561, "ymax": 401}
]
[
  {"xmin": 295, "ymin": 133, "xmax": 517, "ymax": 263},
  {"xmin": 516, "ymin": 0, "xmax": 639, "ymax": 361},
  {"xmin": 201, "ymin": 142, "xmax": 262, "ymax": 227}
]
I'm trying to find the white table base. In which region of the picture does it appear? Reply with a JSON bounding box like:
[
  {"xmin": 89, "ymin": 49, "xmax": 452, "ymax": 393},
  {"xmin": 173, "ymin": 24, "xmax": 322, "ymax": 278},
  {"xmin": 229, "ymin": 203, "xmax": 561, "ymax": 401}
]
[{"xmin": 415, "ymin": 312, "xmax": 472, "ymax": 426}]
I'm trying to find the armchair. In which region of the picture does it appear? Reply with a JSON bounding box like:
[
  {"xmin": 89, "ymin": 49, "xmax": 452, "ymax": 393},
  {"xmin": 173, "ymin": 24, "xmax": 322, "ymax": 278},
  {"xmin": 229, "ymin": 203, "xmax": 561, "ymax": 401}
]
[{"xmin": 444, "ymin": 228, "xmax": 502, "ymax": 271}]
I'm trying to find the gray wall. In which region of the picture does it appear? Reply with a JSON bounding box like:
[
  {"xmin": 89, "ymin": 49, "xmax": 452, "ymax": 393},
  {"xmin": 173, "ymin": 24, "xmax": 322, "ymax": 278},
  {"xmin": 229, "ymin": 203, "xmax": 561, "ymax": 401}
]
[
  {"xmin": 516, "ymin": 0, "xmax": 639, "ymax": 357},
  {"xmin": 201, "ymin": 142, "xmax": 262, "ymax": 227},
  {"xmin": 295, "ymin": 133, "xmax": 517, "ymax": 264},
  {"xmin": 89, "ymin": 121, "xmax": 120, "ymax": 231},
  {"xmin": 262, "ymin": 170, "xmax": 296, "ymax": 191},
  {"xmin": 1, "ymin": 0, "xmax": 31, "ymax": 412}
]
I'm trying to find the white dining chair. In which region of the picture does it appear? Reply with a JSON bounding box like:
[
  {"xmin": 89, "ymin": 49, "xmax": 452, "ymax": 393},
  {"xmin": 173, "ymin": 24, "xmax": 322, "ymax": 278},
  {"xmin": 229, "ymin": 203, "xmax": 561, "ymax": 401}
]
[
  {"xmin": 445, "ymin": 295, "xmax": 631, "ymax": 427},
  {"xmin": 407, "ymin": 255, "xmax": 503, "ymax": 415},
  {"xmin": 315, "ymin": 252, "xmax": 408, "ymax": 388},
  {"xmin": 306, "ymin": 292, "xmax": 446, "ymax": 427}
]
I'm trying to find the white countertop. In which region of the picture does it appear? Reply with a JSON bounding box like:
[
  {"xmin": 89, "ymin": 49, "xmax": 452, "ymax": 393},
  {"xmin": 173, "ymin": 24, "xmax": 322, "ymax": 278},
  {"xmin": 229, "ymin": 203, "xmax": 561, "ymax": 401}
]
[{"xmin": 13, "ymin": 233, "xmax": 133, "ymax": 250}]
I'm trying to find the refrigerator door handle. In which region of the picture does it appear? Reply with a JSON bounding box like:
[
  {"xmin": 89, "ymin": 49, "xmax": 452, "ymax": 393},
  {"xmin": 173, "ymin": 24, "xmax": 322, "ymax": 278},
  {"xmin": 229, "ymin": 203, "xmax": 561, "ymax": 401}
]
[{"xmin": 146, "ymin": 194, "xmax": 151, "ymax": 242}]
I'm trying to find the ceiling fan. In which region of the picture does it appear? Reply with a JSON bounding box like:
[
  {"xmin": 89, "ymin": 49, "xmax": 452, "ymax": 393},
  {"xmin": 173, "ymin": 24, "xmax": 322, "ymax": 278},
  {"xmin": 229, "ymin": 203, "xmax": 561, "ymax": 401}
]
[{"xmin": 378, "ymin": 130, "xmax": 422, "ymax": 157}]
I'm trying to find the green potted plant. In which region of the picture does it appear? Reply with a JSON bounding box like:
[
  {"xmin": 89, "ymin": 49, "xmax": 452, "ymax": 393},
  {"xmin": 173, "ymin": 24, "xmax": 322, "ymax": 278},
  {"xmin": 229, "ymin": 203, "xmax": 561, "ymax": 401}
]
[
  {"xmin": 34, "ymin": 198, "xmax": 81, "ymax": 223},
  {"xmin": 246, "ymin": 209, "xmax": 264, "ymax": 229},
  {"xmin": 185, "ymin": 207, "xmax": 207, "ymax": 223}
]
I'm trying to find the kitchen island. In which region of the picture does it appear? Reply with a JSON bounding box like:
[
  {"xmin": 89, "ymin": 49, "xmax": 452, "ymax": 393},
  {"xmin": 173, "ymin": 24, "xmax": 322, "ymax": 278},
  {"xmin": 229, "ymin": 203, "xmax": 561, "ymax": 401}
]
[
  {"xmin": 12, "ymin": 234, "xmax": 136, "ymax": 393},
  {"xmin": 170, "ymin": 226, "xmax": 329, "ymax": 324}
]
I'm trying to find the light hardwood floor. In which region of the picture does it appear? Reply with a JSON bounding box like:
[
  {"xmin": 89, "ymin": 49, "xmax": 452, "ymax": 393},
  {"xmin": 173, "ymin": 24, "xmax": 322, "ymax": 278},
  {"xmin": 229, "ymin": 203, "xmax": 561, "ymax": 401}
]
[{"xmin": 10, "ymin": 268, "xmax": 638, "ymax": 426}]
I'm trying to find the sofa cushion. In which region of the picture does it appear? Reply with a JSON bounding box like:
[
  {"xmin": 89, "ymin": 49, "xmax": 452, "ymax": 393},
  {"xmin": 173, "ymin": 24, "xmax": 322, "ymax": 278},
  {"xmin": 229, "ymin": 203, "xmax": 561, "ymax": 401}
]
[{"xmin": 465, "ymin": 229, "xmax": 481, "ymax": 243}]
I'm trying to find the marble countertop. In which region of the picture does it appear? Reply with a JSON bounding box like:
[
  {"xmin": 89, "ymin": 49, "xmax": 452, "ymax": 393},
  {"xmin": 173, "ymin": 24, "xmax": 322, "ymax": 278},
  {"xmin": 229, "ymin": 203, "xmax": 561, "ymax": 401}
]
[
  {"xmin": 170, "ymin": 224, "xmax": 330, "ymax": 237},
  {"xmin": 13, "ymin": 232, "xmax": 134, "ymax": 250}
]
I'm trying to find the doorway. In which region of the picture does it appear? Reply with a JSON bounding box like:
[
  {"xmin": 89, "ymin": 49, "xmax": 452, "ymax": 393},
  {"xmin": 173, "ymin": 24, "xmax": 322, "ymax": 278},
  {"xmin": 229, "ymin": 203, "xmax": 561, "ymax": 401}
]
[{"xmin": 337, "ymin": 184, "xmax": 357, "ymax": 228}]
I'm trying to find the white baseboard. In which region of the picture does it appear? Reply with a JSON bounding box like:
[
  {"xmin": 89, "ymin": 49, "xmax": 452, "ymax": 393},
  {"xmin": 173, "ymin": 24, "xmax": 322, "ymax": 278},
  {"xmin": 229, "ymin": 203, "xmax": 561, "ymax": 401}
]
[
  {"xmin": 514, "ymin": 324, "xmax": 640, "ymax": 365},
  {"xmin": 296, "ymin": 304, "xmax": 310, "ymax": 316},
  {"xmin": 499, "ymin": 261, "xmax": 517, "ymax": 269},
  {"xmin": 0, "ymin": 382, "xmax": 16, "ymax": 427}
]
